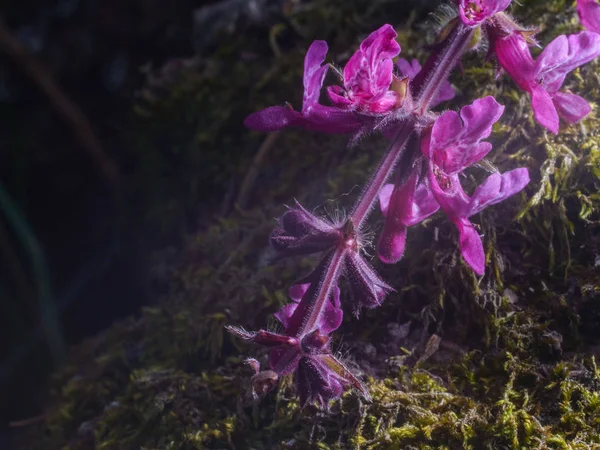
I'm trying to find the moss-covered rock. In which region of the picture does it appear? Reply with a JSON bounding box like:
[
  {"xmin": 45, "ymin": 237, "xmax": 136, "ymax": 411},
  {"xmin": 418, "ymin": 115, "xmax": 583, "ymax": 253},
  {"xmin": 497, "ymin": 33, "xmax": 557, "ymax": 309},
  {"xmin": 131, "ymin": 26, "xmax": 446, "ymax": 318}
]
[{"xmin": 20, "ymin": 0, "xmax": 600, "ymax": 448}]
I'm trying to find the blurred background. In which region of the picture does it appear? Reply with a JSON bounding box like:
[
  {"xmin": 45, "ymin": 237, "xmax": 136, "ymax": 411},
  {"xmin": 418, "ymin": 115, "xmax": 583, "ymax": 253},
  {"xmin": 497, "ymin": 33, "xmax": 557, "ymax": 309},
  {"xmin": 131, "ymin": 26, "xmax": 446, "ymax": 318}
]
[{"xmin": 0, "ymin": 0, "xmax": 432, "ymax": 446}]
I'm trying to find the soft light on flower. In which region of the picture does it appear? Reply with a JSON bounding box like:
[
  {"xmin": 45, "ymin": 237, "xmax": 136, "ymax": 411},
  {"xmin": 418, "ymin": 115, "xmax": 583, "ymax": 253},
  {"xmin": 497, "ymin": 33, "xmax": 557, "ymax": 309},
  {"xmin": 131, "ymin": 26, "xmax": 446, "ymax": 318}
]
[
  {"xmin": 244, "ymin": 41, "xmax": 362, "ymax": 133},
  {"xmin": 421, "ymin": 96, "xmax": 529, "ymax": 274},
  {"xmin": 327, "ymin": 25, "xmax": 402, "ymax": 114},
  {"xmin": 494, "ymin": 31, "xmax": 600, "ymax": 133}
]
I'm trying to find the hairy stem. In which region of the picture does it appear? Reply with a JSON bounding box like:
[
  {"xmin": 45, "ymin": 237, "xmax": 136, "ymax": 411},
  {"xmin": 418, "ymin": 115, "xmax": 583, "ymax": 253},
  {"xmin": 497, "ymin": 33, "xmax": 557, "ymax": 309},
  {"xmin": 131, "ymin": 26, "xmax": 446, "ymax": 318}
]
[
  {"xmin": 350, "ymin": 121, "xmax": 414, "ymax": 229},
  {"xmin": 286, "ymin": 248, "xmax": 347, "ymax": 337},
  {"xmin": 413, "ymin": 23, "xmax": 475, "ymax": 113},
  {"xmin": 286, "ymin": 23, "xmax": 478, "ymax": 343}
]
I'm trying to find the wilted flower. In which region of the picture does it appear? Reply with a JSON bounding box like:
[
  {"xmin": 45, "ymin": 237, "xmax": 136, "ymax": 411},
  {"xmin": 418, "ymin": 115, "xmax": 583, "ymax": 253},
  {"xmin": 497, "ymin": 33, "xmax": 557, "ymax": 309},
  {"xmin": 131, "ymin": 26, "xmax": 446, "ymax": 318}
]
[
  {"xmin": 421, "ymin": 96, "xmax": 529, "ymax": 274},
  {"xmin": 494, "ymin": 31, "xmax": 600, "ymax": 133}
]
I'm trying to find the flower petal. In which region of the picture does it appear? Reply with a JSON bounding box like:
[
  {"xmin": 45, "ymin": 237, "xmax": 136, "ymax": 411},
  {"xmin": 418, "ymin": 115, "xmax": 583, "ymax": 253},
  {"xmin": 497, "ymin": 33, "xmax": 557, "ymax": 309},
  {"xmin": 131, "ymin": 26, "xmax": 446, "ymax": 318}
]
[
  {"xmin": 577, "ymin": 0, "xmax": 600, "ymax": 33},
  {"xmin": 552, "ymin": 91, "xmax": 592, "ymax": 124},
  {"xmin": 454, "ymin": 218, "xmax": 486, "ymax": 275},
  {"xmin": 244, "ymin": 106, "xmax": 302, "ymax": 131},
  {"xmin": 535, "ymin": 32, "xmax": 600, "ymax": 93},
  {"xmin": 378, "ymin": 183, "xmax": 394, "ymax": 217},
  {"xmin": 468, "ymin": 168, "xmax": 530, "ymax": 216},
  {"xmin": 303, "ymin": 41, "xmax": 329, "ymax": 108},
  {"xmin": 426, "ymin": 97, "xmax": 504, "ymax": 175},
  {"xmin": 531, "ymin": 86, "xmax": 560, "ymax": 134},
  {"xmin": 458, "ymin": 0, "xmax": 512, "ymax": 26}
]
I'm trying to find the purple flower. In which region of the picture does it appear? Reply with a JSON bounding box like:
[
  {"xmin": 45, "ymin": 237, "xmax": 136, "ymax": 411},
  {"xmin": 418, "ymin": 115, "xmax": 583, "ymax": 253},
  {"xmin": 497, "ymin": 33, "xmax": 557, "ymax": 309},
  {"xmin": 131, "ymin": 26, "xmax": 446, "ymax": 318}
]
[
  {"xmin": 396, "ymin": 58, "xmax": 455, "ymax": 107},
  {"xmin": 327, "ymin": 25, "xmax": 403, "ymax": 114},
  {"xmin": 244, "ymin": 41, "xmax": 362, "ymax": 133},
  {"xmin": 377, "ymin": 170, "xmax": 440, "ymax": 264},
  {"xmin": 494, "ymin": 31, "xmax": 600, "ymax": 133},
  {"xmin": 244, "ymin": 24, "xmax": 407, "ymax": 134},
  {"xmin": 270, "ymin": 202, "xmax": 342, "ymax": 257},
  {"xmin": 457, "ymin": 0, "xmax": 512, "ymax": 26},
  {"xmin": 226, "ymin": 280, "xmax": 370, "ymax": 407},
  {"xmin": 577, "ymin": 0, "xmax": 600, "ymax": 33},
  {"xmin": 421, "ymin": 96, "xmax": 530, "ymax": 274}
]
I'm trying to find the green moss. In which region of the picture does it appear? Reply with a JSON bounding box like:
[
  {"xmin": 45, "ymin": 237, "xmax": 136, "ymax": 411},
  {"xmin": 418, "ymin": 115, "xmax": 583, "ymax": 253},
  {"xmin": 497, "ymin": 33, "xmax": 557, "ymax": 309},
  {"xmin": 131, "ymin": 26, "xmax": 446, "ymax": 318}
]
[{"xmin": 19, "ymin": 0, "xmax": 600, "ymax": 449}]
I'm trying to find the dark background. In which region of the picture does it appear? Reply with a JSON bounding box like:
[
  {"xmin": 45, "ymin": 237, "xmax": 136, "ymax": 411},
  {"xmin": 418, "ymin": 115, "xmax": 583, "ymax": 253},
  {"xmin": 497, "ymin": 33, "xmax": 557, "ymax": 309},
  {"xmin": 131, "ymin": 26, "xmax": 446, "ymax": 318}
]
[
  {"xmin": 0, "ymin": 0, "xmax": 432, "ymax": 447},
  {"xmin": 0, "ymin": 0, "xmax": 224, "ymax": 445}
]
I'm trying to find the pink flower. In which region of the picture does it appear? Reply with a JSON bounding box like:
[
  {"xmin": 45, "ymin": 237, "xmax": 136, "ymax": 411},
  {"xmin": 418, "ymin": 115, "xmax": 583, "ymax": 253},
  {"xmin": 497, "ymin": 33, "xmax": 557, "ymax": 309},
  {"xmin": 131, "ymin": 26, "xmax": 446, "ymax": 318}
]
[
  {"xmin": 244, "ymin": 41, "xmax": 362, "ymax": 133},
  {"xmin": 577, "ymin": 0, "xmax": 600, "ymax": 33},
  {"xmin": 494, "ymin": 31, "xmax": 600, "ymax": 133},
  {"xmin": 396, "ymin": 58, "xmax": 455, "ymax": 107},
  {"xmin": 327, "ymin": 25, "xmax": 402, "ymax": 114},
  {"xmin": 245, "ymin": 24, "xmax": 406, "ymax": 133},
  {"xmin": 377, "ymin": 170, "xmax": 440, "ymax": 264},
  {"xmin": 457, "ymin": 0, "xmax": 512, "ymax": 26},
  {"xmin": 421, "ymin": 97, "xmax": 530, "ymax": 274}
]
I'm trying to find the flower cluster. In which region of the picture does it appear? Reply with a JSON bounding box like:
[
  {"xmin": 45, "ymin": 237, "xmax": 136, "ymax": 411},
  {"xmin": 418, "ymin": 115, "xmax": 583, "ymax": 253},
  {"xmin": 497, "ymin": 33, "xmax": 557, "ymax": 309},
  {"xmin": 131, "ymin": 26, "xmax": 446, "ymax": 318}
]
[{"xmin": 228, "ymin": 0, "xmax": 600, "ymax": 407}]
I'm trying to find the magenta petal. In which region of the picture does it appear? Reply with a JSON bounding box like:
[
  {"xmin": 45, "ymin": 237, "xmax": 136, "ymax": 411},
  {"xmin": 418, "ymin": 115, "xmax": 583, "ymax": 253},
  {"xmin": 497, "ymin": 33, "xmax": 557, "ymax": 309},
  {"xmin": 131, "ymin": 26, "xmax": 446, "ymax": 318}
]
[
  {"xmin": 319, "ymin": 286, "xmax": 343, "ymax": 335},
  {"xmin": 396, "ymin": 58, "xmax": 420, "ymax": 79},
  {"xmin": 553, "ymin": 91, "xmax": 592, "ymax": 124},
  {"xmin": 469, "ymin": 168, "xmax": 530, "ymax": 216},
  {"xmin": 303, "ymin": 41, "xmax": 329, "ymax": 107},
  {"xmin": 327, "ymin": 86, "xmax": 354, "ymax": 108},
  {"xmin": 289, "ymin": 283, "xmax": 310, "ymax": 302},
  {"xmin": 377, "ymin": 174, "xmax": 416, "ymax": 263},
  {"xmin": 494, "ymin": 33, "xmax": 536, "ymax": 91},
  {"xmin": 455, "ymin": 218, "xmax": 485, "ymax": 275},
  {"xmin": 430, "ymin": 111, "xmax": 463, "ymax": 151},
  {"xmin": 427, "ymin": 97, "xmax": 504, "ymax": 175},
  {"xmin": 379, "ymin": 183, "xmax": 394, "ymax": 217},
  {"xmin": 409, "ymin": 182, "xmax": 440, "ymax": 225},
  {"xmin": 531, "ymin": 87, "xmax": 560, "ymax": 134},
  {"xmin": 459, "ymin": 96, "xmax": 505, "ymax": 144},
  {"xmin": 536, "ymin": 32, "xmax": 600, "ymax": 93},
  {"xmin": 432, "ymin": 80, "xmax": 456, "ymax": 108},
  {"xmin": 458, "ymin": 0, "xmax": 512, "ymax": 26},
  {"xmin": 341, "ymin": 24, "xmax": 400, "ymax": 112},
  {"xmin": 244, "ymin": 106, "xmax": 302, "ymax": 131},
  {"xmin": 377, "ymin": 226, "xmax": 407, "ymax": 264},
  {"xmin": 578, "ymin": 0, "xmax": 600, "ymax": 33}
]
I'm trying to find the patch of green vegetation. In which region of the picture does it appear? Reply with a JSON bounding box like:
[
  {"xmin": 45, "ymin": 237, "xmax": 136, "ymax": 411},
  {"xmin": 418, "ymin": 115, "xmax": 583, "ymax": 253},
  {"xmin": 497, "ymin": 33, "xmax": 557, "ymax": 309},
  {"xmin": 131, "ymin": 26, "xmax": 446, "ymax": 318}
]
[{"xmin": 19, "ymin": 0, "xmax": 600, "ymax": 448}]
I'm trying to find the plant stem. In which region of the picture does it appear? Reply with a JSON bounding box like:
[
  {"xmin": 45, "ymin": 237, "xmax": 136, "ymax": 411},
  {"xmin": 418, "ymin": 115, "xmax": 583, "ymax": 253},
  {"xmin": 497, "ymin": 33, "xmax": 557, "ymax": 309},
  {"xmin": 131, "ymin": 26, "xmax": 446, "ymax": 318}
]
[
  {"xmin": 286, "ymin": 248, "xmax": 347, "ymax": 337},
  {"xmin": 413, "ymin": 23, "xmax": 474, "ymax": 113},
  {"xmin": 281, "ymin": 21, "xmax": 477, "ymax": 345},
  {"xmin": 350, "ymin": 121, "xmax": 414, "ymax": 230}
]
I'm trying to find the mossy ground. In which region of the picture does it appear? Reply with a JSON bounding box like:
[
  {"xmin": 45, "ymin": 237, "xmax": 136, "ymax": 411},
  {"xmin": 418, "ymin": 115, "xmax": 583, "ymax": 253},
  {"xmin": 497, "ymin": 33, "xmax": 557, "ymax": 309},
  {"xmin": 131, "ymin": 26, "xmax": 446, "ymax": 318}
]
[{"xmin": 20, "ymin": 0, "xmax": 600, "ymax": 448}]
